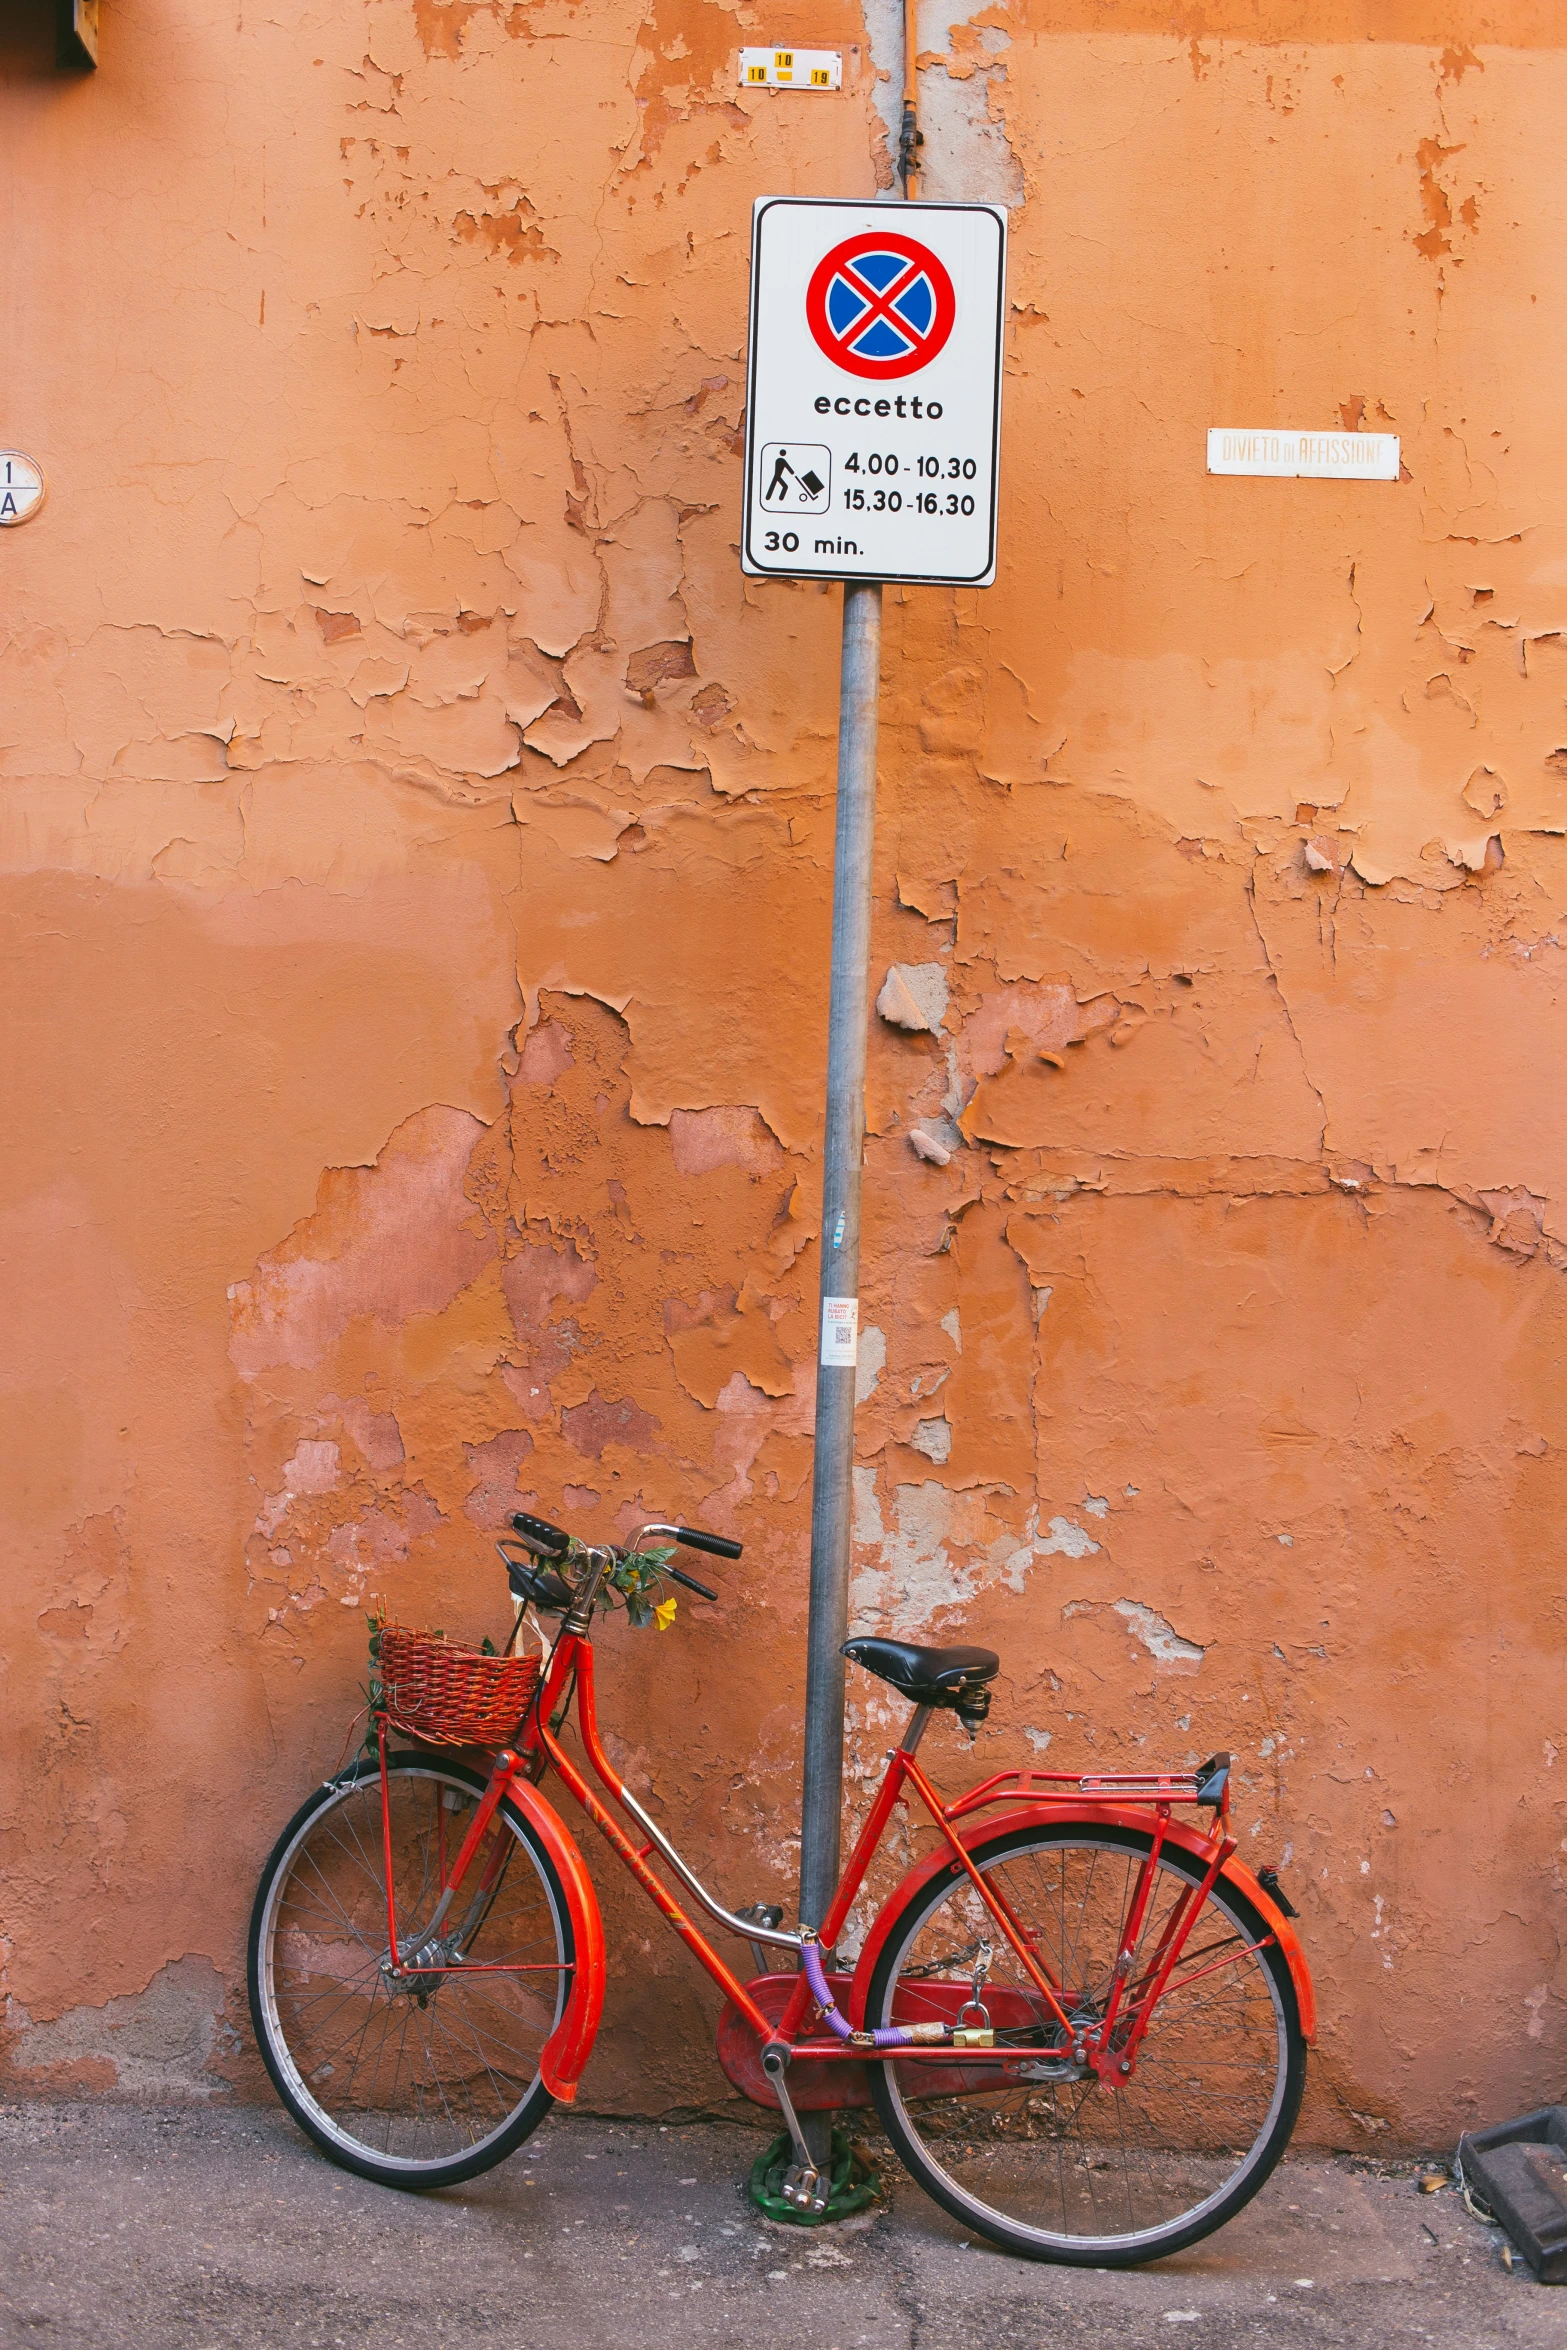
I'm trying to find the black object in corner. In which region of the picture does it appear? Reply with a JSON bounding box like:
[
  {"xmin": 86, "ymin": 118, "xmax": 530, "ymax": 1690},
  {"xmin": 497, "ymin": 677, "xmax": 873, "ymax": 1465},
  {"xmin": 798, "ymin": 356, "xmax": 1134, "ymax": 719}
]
[{"xmin": 1458, "ymin": 2108, "xmax": 1567, "ymax": 2282}]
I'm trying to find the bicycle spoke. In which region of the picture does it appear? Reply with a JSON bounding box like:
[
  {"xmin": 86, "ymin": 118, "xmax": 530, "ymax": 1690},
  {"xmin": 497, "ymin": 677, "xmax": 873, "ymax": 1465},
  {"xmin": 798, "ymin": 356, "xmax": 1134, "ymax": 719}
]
[
  {"xmin": 425, "ymin": 1998, "xmax": 517, "ymax": 2130},
  {"xmin": 291, "ymin": 1847, "xmax": 383, "ymax": 1951}
]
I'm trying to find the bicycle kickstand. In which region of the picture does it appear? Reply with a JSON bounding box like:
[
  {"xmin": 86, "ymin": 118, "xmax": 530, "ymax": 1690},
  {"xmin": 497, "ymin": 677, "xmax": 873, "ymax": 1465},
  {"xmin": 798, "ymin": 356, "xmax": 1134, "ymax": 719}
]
[{"xmin": 760, "ymin": 2041, "xmax": 829, "ymax": 2216}]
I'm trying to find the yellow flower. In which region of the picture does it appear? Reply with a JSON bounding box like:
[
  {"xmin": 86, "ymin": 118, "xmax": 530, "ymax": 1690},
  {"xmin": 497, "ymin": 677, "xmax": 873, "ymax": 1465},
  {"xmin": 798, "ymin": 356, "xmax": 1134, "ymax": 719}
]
[{"xmin": 654, "ymin": 1595, "xmax": 678, "ymax": 1632}]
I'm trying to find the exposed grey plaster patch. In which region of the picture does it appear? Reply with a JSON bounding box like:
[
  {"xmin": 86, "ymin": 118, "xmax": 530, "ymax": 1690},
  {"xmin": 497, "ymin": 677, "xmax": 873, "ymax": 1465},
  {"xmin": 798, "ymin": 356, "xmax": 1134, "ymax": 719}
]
[
  {"xmin": 877, "ymin": 960, "xmax": 949, "ymax": 1035},
  {"xmin": 1084, "ymin": 1494, "xmax": 1109, "ymax": 1518},
  {"xmin": 913, "ymin": 7, "xmax": 1024, "ymax": 206},
  {"xmin": 910, "ymin": 1414, "xmax": 952, "ymax": 1463},
  {"xmin": 1024, "ymin": 1727, "xmax": 1053, "ymax": 1752},
  {"xmin": 255, "ymin": 1439, "xmax": 342, "ymax": 1538},
  {"xmin": 1113, "ymin": 1600, "xmax": 1204, "ymax": 1667},
  {"xmin": 913, "ymin": 1114, "xmax": 964, "ymax": 1161},
  {"xmin": 856, "ymin": 1323, "xmax": 887, "ymax": 1405},
  {"xmin": 4, "ymin": 1958, "xmax": 226, "ymax": 2097},
  {"xmin": 852, "ymin": 1464, "xmax": 885, "ymax": 1546},
  {"xmin": 850, "ymin": 1480, "xmax": 1021, "ymax": 1636},
  {"xmin": 859, "ymin": 0, "xmax": 905, "ymax": 165},
  {"xmin": 1059, "ymin": 1598, "xmax": 1202, "ymax": 1668},
  {"xmin": 1038, "ymin": 1515, "xmax": 1100, "ymax": 1559},
  {"xmin": 940, "ymin": 1307, "xmax": 962, "ymax": 1352},
  {"xmin": 998, "ymin": 1508, "xmax": 1101, "ymax": 1590},
  {"xmin": 850, "ymin": 1479, "xmax": 977, "ymax": 1633},
  {"xmin": 849, "ymin": 1486, "xmax": 1129, "ymax": 1643}
]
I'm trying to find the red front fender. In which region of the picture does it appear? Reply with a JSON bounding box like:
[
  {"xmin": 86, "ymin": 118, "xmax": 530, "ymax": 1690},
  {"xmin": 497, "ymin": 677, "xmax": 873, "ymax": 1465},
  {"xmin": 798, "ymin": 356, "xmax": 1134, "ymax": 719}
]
[
  {"xmin": 848, "ymin": 1802, "xmax": 1315, "ymax": 2042},
  {"xmin": 502, "ymin": 1771, "xmax": 606, "ymax": 2101}
]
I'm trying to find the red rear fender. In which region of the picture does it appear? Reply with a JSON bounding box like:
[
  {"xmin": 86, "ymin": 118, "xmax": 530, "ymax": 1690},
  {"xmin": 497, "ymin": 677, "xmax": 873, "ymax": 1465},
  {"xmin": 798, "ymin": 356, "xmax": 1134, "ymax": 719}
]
[
  {"xmin": 503, "ymin": 1773, "xmax": 606, "ymax": 2100},
  {"xmin": 848, "ymin": 1803, "xmax": 1315, "ymax": 2042}
]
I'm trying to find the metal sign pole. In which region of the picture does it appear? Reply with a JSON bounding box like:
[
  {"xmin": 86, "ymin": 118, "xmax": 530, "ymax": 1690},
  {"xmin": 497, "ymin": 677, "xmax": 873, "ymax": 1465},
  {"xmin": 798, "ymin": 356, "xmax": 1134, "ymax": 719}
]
[
  {"xmin": 738, "ymin": 149, "xmax": 1004, "ymax": 2245},
  {"xmin": 738, "ymin": 128, "xmax": 1003, "ymax": 2227},
  {"xmin": 799, "ymin": 576, "xmax": 883, "ymax": 1938}
]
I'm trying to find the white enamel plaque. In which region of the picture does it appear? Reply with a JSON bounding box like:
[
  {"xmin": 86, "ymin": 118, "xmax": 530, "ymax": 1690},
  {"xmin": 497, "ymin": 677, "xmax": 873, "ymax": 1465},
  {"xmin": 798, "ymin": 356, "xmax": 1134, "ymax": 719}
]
[
  {"xmin": 743, "ymin": 197, "xmax": 1007, "ymax": 586},
  {"xmin": 0, "ymin": 452, "xmax": 47, "ymax": 526},
  {"xmin": 1207, "ymin": 429, "xmax": 1400, "ymax": 481}
]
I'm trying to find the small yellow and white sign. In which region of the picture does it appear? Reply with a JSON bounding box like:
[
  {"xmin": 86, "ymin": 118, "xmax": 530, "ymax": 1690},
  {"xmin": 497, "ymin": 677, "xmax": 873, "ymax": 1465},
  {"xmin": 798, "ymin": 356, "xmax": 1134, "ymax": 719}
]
[
  {"xmin": 0, "ymin": 452, "xmax": 47, "ymax": 526},
  {"xmin": 740, "ymin": 47, "xmax": 843, "ymax": 90}
]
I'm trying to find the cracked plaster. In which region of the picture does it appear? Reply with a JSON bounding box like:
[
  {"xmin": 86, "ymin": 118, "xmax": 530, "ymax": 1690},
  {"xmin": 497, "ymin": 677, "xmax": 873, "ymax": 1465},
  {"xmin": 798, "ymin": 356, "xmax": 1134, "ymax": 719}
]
[{"xmin": 3, "ymin": 1, "xmax": 1567, "ymax": 2138}]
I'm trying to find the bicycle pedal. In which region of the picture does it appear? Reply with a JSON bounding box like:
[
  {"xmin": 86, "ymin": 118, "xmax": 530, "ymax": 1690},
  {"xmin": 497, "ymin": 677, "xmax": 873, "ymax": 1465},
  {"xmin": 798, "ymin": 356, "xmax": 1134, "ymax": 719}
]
[{"xmin": 782, "ymin": 2160, "xmax": 828, "ymax": 2214}]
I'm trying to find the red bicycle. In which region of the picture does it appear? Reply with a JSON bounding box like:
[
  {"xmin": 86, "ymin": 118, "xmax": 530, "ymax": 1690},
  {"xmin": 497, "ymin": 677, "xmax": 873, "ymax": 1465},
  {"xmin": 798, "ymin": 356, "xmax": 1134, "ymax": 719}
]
[{"xmin": 248, "ymin": 1511, "xmax": 1314, "ymax": 2265}]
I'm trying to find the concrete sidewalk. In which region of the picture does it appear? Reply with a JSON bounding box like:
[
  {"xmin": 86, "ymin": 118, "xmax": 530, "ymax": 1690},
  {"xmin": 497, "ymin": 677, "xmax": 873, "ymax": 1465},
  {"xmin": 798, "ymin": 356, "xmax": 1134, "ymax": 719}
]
[{"xmin": 0, "ymin": 2103, "xmax": 1554, "ymax": 2349}]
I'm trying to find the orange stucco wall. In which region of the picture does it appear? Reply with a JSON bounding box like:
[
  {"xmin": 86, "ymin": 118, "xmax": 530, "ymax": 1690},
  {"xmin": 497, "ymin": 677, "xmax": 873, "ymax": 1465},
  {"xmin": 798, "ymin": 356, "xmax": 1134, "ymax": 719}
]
[{"xmin": 3, "ymin": 0, "xmax": 1565, "ymax": 2137}]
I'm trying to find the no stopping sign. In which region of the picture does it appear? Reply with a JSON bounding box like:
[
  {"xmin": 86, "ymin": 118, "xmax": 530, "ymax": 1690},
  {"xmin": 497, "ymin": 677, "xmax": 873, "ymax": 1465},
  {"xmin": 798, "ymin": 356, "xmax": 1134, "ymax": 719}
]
[
  {"xmin": 743, "ymin": 198, "xmax": 1007, "ymax": 586},
  {"xmin": 805, "ymin": 233, "xmax": 957, "ymax": 378}
]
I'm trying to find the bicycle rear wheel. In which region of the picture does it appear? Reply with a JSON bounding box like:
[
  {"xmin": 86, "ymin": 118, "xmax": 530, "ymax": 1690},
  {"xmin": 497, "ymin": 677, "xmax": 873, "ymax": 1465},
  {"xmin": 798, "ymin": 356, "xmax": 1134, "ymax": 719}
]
[
  {"xmin": 248, "ymin": 1753, "xmax": 573, "ymax": 2189},
  {"xmin": 865, "ymin": 1822, "xmax": 1305, "ymax": 2264}
]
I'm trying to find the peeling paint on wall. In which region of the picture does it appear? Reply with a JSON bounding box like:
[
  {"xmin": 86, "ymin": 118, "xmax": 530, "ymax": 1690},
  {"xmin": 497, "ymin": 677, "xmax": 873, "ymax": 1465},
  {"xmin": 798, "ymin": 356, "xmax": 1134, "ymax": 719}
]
[{"xmin": 4, "ymin": 0, "xmax": 1567, "ymax": 2141}]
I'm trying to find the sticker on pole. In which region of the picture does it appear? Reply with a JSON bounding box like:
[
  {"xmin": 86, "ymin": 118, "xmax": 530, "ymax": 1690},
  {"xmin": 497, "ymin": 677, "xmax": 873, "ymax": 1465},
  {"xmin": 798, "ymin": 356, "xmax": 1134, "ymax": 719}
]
[
  {"xmin": 821, "ymin": 1295, "xmax": 859, "ymax": 1367},
  {"xmin": 743, "ymin": 197, "xmax": 1006, "ymax": 587}
]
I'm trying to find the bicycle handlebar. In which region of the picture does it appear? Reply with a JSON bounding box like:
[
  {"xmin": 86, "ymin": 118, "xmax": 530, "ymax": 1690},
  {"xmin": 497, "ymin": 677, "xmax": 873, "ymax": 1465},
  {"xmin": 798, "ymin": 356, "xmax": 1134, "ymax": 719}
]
[
  {"xmin": 510, "ymin": 1510, "xmax": 571, "ymax": 1558},
  {"xmin": 662, "ymin": 1562, "xmax": 719, "ymax": 1603},
  {"xmin": 507, "ymin": 1512, "xmax": 739, "ymax": 1612},
  {"xmin": 510, "ymin": 1511, "xmax": 741, "ymax": 1565},
  {"xmin": 671, "ymin": 1525, "xmax": 743, "ymax": 1561}
]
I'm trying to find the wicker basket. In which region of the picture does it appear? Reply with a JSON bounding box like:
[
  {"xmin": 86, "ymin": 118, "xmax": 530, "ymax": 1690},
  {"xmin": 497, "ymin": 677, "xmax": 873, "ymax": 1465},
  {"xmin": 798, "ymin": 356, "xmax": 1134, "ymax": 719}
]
[{"xmin": 376, "ymin": 1624, "xmax": 541, "ymax": 1749}]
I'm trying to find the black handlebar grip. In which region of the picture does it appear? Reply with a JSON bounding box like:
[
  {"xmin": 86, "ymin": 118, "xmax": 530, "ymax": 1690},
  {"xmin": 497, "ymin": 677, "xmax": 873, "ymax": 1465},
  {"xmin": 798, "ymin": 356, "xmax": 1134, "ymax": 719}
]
[
  {"xmin": 664, "ymin": 1563, "xmax": 719, "ymax": 1603},
  {"xmin": 512, "ymin": 1510, "xmax": 571, "ymax": 1558},
  {"xmin": 674, "ymin": 1526, "xmax": 743, "ymax": 1561}
]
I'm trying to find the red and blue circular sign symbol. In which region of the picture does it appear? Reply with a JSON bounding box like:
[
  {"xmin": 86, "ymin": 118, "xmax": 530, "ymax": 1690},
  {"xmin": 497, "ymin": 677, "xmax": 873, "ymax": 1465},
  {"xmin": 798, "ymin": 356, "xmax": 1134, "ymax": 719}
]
[{"xmin": 805, "ymin": 231, "xmax": 956, "ymax": 380}]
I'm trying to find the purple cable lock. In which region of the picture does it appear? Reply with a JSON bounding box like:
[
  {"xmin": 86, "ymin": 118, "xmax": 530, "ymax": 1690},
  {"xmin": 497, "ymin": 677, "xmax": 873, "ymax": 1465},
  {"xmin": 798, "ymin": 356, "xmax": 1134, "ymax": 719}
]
[{"xmin": 800, "ymin": 1935, "xmax": 917, "ymax": 2049}]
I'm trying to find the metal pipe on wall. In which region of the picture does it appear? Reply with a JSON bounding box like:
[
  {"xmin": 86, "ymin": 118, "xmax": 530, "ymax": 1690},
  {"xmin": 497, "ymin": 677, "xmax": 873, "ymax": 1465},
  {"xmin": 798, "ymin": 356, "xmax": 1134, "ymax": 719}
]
[{"xmin": 900, "ymin": 0, "xmax": 922, "ymax": 195}]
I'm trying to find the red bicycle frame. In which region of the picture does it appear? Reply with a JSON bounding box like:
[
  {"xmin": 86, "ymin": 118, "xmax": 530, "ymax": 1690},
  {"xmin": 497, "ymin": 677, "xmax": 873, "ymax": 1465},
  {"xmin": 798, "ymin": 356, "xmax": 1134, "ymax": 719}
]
[{"xmin": 375, "ymin": 1617, "xmax": 1314, "ymax": 2107}]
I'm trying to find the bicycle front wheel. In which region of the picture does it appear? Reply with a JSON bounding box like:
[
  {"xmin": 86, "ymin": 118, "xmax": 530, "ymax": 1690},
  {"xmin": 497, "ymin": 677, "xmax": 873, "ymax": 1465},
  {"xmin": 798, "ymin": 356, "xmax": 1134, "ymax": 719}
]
[
  {"xmin": 865, "ymin": 1823, "xmax": 1305, "ymax": 2265},
  {"xmin": 248, "ymin": 1753, "xmax": 574, "ymax": 2189}
]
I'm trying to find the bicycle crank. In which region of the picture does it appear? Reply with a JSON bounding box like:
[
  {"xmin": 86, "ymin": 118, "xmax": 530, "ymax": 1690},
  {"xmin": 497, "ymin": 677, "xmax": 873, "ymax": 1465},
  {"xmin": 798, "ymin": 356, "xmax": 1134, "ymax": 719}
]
[{"xmin": 760, "ymin": 2041, "xmax": 830, "ymax": 2216}]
